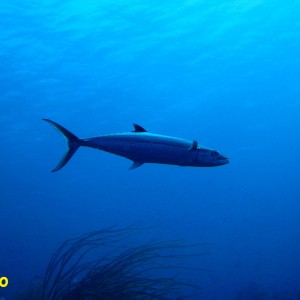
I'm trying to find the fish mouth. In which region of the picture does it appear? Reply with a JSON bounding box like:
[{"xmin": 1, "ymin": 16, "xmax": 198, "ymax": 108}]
[
  {"xmin": 219, "ymin": 157, "xmax": 229, "ymax": 165},
  {"xmin": 209, "ymin": 157, "xmax": 229, "ymax": 167}
]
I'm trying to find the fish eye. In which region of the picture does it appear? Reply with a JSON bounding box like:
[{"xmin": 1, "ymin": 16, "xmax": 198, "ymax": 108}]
[{"xmin": 212, "ymin": 151, "xmax": 219, "ymax": 156}]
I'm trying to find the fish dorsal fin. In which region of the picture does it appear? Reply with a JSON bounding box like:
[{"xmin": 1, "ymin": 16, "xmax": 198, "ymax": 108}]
[
  {"xmin": 129, "ymin": 161, "xmax": 144, "ymax": 170},
  {"xmin": 188, "ymin": 140, "xmax": 198, "ymax": 151},
  {"xmin": 132, "ymin": 123, "xmax": 147, "ymax": 132}
]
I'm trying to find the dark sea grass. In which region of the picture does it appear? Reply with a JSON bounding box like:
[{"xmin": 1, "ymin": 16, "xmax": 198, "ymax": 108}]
[{"xmin": 17, "ymin": 227, "xmax": 202, "ymax": 300}]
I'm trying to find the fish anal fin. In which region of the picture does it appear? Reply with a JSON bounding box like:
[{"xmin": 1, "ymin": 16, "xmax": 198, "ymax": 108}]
[
  {"xmin": 132, "ymin": 123, "xmax": 147, "ymax": 132},
  {"xmin": 188, "ymin": 140, "xmax": 198, "ymax": 151},
  {"xmin": 129, "ymin": 161, "xmax": 144, "ymax": 170}
]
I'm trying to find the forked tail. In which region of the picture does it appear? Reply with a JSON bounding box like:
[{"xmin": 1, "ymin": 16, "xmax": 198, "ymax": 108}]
[{"xmin": 43, "ymin": 119, "xmax": 81, "ymax": 172}]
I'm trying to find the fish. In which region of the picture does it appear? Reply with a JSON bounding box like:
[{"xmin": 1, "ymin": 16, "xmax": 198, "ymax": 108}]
[{"xmin": 43, "ymin": 119, "xmax": 229, "ymax": 172}]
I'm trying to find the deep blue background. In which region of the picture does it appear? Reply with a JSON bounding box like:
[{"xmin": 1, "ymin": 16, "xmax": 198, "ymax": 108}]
[{"xmin": 1, "ymin": 0, "xmax": 300, "ymax": 299}]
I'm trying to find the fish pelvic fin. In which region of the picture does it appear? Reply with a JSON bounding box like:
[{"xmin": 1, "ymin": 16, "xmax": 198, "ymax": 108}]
[
  {"xmin": 43, "ymin": 119, "xmax": 81, "ymax": 172},
  {"xmin": 129, "ymin": 161, "xmax": 144, "ymax": 170}
]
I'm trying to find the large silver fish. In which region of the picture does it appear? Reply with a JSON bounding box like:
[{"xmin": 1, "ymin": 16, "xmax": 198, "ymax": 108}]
[{"xmin": 43, "ymin": 119, "xmax": 229, "ymax": 172}]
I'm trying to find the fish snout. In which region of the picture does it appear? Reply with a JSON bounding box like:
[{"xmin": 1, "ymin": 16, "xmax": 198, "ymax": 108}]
[{"xmin": 220, "ymin": 156, "xmax": 229, "ymax": 165}]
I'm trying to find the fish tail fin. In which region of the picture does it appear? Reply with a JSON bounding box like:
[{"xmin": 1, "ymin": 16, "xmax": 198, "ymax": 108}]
[{"xmin": 43, "ymin": 119, "xmax": 81, "ymax": 172}]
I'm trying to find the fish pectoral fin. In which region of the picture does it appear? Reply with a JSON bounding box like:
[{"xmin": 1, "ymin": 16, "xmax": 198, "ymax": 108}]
[
  {"xmin": 129, "ymin": 161, "xmax": 144, "ymax": 170},
  {"xmin": 132, "ymin": 123, "xmax": 147, "ymax": 132},
  {"xmin": 188, "ymin": 140, "xmax": 198, "ymax": 151}
]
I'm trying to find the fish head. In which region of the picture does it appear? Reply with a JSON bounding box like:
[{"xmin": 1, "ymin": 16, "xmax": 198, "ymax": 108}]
[{"xmin": 196, "ymin": 148, "xmax": 229, "ymax": 167}]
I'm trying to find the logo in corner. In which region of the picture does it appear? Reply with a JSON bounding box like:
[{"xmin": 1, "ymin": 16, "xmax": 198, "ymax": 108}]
[{"xmin": 0, "ymin": 277, "xmax": 8, "ymax": 288}]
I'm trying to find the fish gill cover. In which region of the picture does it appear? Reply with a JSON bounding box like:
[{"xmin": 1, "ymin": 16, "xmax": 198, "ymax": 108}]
[{"xmin": 0, "ymin": 0, "xmax": 300, "ymax": 299}]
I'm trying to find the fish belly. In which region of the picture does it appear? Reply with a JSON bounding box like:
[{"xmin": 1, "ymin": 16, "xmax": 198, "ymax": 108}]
[{"xmin": 105, "ymin": 141, "xmax": 194, "ymax": 165}]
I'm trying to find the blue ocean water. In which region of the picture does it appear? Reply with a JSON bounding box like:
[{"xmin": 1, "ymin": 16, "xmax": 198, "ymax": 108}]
[{"xmin": 1, "ymin": 0, "xmax": 300, "ymax": 298}]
